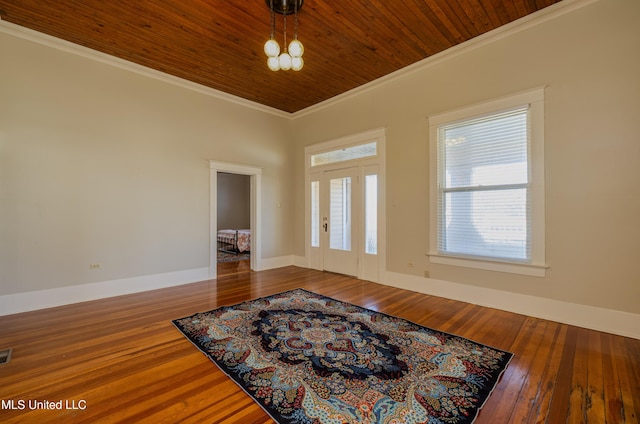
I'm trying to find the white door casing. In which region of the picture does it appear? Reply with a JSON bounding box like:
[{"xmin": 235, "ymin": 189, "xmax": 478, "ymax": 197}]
[
  {"xmin": 305, "ymin": 128, "xmax": 386, "ymax": 282},
  {"xmin": 209, "ymin": 161, "xmax": 261, "ymax": 280}
]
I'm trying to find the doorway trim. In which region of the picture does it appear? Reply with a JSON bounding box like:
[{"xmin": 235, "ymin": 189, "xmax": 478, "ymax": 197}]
[
  {"xmin": 209, "ymin": 161, "xmax": 262, "ymax": 279},
  {"xmin": 304, "ymin": 127, "xmax": 386, "ymax": 282}
]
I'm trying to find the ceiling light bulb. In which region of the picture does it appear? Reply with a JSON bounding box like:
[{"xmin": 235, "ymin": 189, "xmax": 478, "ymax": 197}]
[
  {"xmin": 264, "ymin": 39, "xmax": 280, "ymax": 57},
  {"xmin": 279, "ymin": 52, "xmax": 292, "ymax": 70},
  {"xmin": 267, "ymin": 56, "xmax": 281, "ymax": 71},
  {"xmin": 291, "ymin": 56, "xmax": 304, "ymax": 71},
  {"xmin": 288, "ymin": 39, "xmax": 304, "ymax": 57}
]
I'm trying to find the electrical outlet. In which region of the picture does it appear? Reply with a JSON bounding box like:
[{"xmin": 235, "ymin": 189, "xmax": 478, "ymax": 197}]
[
  {"xmin": 407, "ymin": 262, "xmax": 415, "ymax": 268},
  {"xmin": 89, "ymin": 263, "xmax": 101, "ymax": 270},
  {"xmin": 424, "ymin": 270, "xmax": 430, "ymax": 278}
]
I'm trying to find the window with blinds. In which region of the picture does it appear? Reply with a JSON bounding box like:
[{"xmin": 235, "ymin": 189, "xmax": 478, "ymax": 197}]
[
  {"xmin": 429, "ymin": 88, "xmax": 546, "ymax": 275},
  {"xmin": 438, "ymin": 107, "xmax": 530, "ymax": 261}
]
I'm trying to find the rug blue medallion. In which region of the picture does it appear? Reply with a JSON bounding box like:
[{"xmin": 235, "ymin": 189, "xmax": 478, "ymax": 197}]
[{"xmin": 172, "ymin": 289, "xmax": 512, "ymax": 423}]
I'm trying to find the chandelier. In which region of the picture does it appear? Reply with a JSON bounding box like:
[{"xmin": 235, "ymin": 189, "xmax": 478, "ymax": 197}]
[{"xmin": 264, "ymin": 0, "xmax": 304, "ymax": 71}]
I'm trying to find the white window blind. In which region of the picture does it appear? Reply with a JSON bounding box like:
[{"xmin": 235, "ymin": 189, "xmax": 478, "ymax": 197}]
[
  {"xmin": 365, "ymin": 174, "xmax": 378, "ymax": 254},
  {"xmin": 310, "ymin": 181, "xmax": 320, "ymax": 247},
  {"xmin": 438, "ymin": 106, "xmax": 531, "ymax": 262},
  {"xmin": 329, "ymin": 177, "xmax": 352, "ymax": 251}
]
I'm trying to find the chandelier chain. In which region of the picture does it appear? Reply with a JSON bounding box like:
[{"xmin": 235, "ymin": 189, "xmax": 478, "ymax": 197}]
[
  {"xmin": 283, "ymin": 7, "xmax": 287, "ymax": 52},
  {"xmin": 269, "ymin": 0, "xmax": 276, "ymax": 39},
  {"xmin": 294, "ymin": 0, "xmax": 299, "ymax": 40}
]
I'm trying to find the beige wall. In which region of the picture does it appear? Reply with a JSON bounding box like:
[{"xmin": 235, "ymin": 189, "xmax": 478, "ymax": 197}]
[
  {"xmin": 291, "ymin": 0, "xmax": 640, "ymax": 314},
  {"xmin": 1, "ymin": 0, "xmax": 638, "ymax": 316},
  {"xmin": 0, "ymin": 31, "xmax": 293, "ymax": 296},
  {"xmin": 217, "ymin": 173, "xmax": 250, "ymax": 230}
]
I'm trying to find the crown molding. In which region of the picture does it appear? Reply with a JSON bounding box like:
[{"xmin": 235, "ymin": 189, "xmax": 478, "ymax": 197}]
[
  {"xmin": 0, "ymin": 18, "xmax": 292, "ymax": 119},
  {"xmin": 290, "ymin": 0, "xmax": 600, "ymax": 118},
  {"xmin": 1, "ymin": 0, "xmax": 599, "ymax": 120}
]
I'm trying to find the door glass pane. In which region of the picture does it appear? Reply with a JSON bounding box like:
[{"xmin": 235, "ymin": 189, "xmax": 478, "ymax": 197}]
[
  {"xmin": 330, "ymin": 177, "xmax": 351, "ymax": 251},
  {"xmin": 311, "ymin": 181, "xmax": 320, "ymax": 247},
  {"xmin": 365, "ymin": 174, "xmax": 377, "ymax": 254}
]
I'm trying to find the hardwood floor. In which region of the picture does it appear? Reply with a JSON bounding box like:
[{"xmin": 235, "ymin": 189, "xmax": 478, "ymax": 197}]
[
  {"xmin": 217, "ymin": 258, "xmax": 251, "ymax": 277},
  {"xmin": 0, "ymin": 266, "xmax": 638, "ymax": 423}
]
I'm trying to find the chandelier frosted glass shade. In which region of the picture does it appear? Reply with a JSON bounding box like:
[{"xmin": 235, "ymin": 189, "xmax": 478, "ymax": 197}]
[
  {"xmin": 288, "ymin": 39, "xmax": 304, "ymax": 57},
  {"xmin": 279, "ymin": 52, "xmax": 292, "ymax": 70},
  {"xmin": 264, "ymin": 39, "xmax": 280, "ymax": 57},
  {"xmin": 267, "ymin": 56, "xmax": 281, "ymax": 71},
  {"xmin": 291, "ymin": 56, "xmax": 304, "ymax": 71}
]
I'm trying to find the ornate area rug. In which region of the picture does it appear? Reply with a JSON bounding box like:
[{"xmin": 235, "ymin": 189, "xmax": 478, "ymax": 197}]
[{"xmin": 172, "ymin": 289, "xmax": 513, "ymax": 423}]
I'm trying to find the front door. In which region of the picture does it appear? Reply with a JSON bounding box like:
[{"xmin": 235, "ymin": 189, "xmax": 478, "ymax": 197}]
[{"xmin": 321, "ymin": 167, "xmax": 359, "ymax": 276}]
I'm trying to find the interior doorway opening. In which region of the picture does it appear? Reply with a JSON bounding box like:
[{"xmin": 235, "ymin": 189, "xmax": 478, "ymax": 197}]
[
  {"xmin": 209, "ymin": 161, "xmax": 262, "ymax": 280},
  {"xmin": 216, "ymin": 172, "xmax": 251, "ymax": 277}
]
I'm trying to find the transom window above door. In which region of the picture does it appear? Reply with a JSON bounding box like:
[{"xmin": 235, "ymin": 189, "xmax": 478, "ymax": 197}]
[{"xmin": 310, "ymin": 142, "xmax": 377, "ymax": 167}]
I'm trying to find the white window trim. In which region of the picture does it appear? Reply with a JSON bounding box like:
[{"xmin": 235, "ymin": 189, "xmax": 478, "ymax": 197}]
[{"xmin": 428, "ymin": 88, "xmax": 547, "ymax": 277}]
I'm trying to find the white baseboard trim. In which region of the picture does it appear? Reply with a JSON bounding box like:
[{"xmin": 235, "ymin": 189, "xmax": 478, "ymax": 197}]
[
  {"xmin": 292, "ymin": 255, "xmax": 308, "ymax": 268},
  {"xmin": 257, "ymin": 255, "xmax": 295, "ymax": 271},
  {"xmin": 383, "ymin": 271, "xmax": 640, "ymax": 340},
  {"xmin": 1, "ymin": 257, "xmax": 300, "ymax": 316},
  {"xmin": 0, "ymin": 267, "xmax": 210, "ymax": 316},
  {"xmin": 6, "ymin": 264, "xmax": 635, "ymax": 339}
]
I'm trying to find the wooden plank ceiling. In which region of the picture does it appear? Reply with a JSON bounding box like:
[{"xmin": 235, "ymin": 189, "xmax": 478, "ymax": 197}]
[{"xmin": 0, "ymin": 0, "xmax": 562, "ymax": 113}]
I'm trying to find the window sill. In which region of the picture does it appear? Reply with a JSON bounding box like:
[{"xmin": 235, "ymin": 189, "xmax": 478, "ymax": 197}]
[{"xmin": 428, "ymin": 253, "xmax": 547, "ymax": 277}]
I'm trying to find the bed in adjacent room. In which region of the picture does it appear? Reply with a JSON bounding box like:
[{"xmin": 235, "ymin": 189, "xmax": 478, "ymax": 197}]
[{"xmin": 217, "ymin": 229, "xmax": 251, "ymax": 254}]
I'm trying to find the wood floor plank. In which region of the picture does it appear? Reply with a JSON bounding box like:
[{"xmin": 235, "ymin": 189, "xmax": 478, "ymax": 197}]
[
  {"xmin": 1, "ymin": 266, "xmax": 638, "ymax": 423},
  {"xmin": 617, "ymin": 337, "xmax": 640, "ymax": 423},
  {"xmin": 587, "ymin": 331, "xmax": 605, "ymax": 423},
  {"xmin": 568, "ymin": 328, "xmax": 592, "ymax": 424},
  {"xmin": 508, "ymin": 320, "xmax": 565, "ymax": 423},
  {"xmin": 529, "ymin": 323, "xmax": 569, "ymax": 423},
  {"xmin": 547, "ymin": 325, "xmax": 579, "ymax": 423},
  {"xmin": 602, "ymin": 332, "xmax": 625, "ymax": 424},
  {"xmin": 477, "ymin": 316, "xmax": 547, "ymax": 423}
]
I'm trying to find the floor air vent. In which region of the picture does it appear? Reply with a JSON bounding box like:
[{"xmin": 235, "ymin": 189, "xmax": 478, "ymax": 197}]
[{"xmin": 0, "ymin": 348, "xmax": 12, "ymax": 365}]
